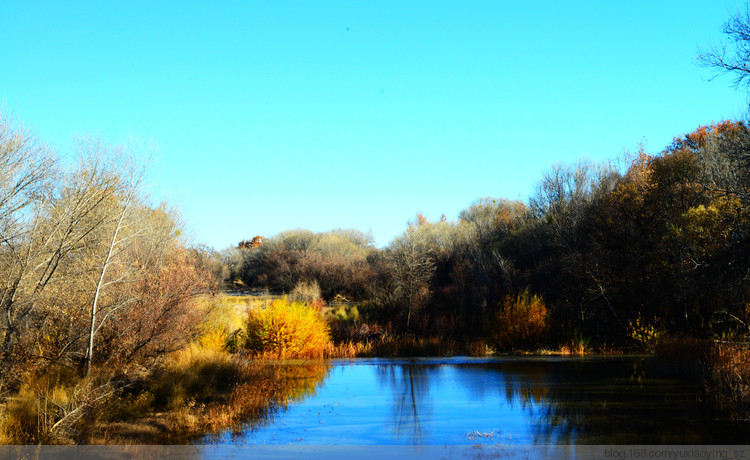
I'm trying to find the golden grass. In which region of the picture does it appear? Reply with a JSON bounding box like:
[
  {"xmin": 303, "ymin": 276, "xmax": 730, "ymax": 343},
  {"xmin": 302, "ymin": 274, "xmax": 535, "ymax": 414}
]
[
  {"xmin": 705, "ymin": 342, "xmax": 750, "ymax": 418},
  {"xmin": 95, "ymin": 345, "xmax": 330, "ymax": 444}
]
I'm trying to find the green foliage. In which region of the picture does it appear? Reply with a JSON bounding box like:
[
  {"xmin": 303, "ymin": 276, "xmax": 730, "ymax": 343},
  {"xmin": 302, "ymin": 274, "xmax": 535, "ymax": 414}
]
[
  {"xmin": 489, "ymin": 290, "xmax": 548, "ymax": 351},
  {"xmin": 563, "ymin": 328, "xmax": 591, "ymax": 355},
  {"xmin": 244, "ymin": 298, "xmax": 332, "ymax": 358},
  {"xmin": 330, "ymin": 304, "xmax": 360, "ymax": 324}
]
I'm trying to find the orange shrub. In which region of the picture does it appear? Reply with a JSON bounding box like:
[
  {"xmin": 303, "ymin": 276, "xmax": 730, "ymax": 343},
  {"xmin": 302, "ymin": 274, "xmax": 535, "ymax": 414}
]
[
  {"xmin": 489, "ymin": 290, "xmax": 548, "ymax": 351},
  {"xmin": 245, "ymin": 298, "xmax": 331, "ymax": 359}
]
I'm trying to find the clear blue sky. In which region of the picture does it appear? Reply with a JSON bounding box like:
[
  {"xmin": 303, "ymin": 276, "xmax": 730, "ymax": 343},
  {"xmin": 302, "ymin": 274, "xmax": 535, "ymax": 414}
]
[{"xmin": 2, "ymin": 1, "xmax": 748, "ymax": 248}]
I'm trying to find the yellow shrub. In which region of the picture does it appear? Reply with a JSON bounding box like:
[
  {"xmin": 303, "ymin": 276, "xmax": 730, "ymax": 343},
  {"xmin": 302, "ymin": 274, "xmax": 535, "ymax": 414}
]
[
  {"xmin": 628, "ymin": 314, "xmax": 662, "ymax": 352},
  {"xmin": 489, "ymin": 290, "xmax": 548, "ymax": 351},
  {"xmin": 245, "ymin": 298, "xmax": 332, "ymax": 359},
  {"xmin": 193, "ymin": 294, "xmax": 250, "ymax": 353},
  {"xmin": 197, "ymin": 328, "xmax": 231, "ymax": 353}
]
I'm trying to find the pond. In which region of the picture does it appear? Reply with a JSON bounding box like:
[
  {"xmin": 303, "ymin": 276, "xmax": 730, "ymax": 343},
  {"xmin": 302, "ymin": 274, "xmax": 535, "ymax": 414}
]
[{"xmin": 201, "ymin": 356, "xmax": 750, "ymax": 447}]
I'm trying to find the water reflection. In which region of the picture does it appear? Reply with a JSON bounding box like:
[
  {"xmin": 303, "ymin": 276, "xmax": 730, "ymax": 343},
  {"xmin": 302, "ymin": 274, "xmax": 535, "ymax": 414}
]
[
  {"xmin": 203, "ymin": 361, "xmax": 332, "ymax": 444},
  {"xmin": 376, "ymin": 363, "xmax": 441, "ymax": 442},
  {"xmin": 204, "ymin": 357, "xmax": 750, "ymax": 446},
  {"xmin": 466, "ymin": 359, "xmax": 747, "ymax": 444}
]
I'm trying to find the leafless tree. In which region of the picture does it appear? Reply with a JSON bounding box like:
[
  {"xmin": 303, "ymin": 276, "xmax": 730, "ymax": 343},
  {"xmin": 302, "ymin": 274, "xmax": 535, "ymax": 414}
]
[
  {"xmin": 387, "ymin": 226, "xmax": 437, "ymax": 330},
  {"xmin": 530, "ymin": 160, "xmax": 618, "ymax": 250},
  {"xmin": 74, "ymin": 139, "xmax": 152, "ymax": 376},
  {"xmin": 699, "ymin": 4, "xmax": 750, "ymax": 93}
]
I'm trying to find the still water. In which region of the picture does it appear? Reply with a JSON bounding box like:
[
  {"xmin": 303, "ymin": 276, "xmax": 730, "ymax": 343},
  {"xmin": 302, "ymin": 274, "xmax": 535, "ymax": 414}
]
[{"xmin": 203, "ymin": 356, "xmax": 749, "ymax": 446}]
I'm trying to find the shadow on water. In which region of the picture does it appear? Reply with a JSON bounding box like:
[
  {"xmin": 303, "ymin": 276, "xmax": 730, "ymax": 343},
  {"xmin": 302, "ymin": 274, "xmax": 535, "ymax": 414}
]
[{"xmin": 203, "ymin": 357, "xmax": 750, "ymax": 446}]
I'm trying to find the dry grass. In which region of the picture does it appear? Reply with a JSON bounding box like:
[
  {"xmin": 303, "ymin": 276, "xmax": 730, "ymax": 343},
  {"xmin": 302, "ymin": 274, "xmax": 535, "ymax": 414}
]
[
  {"xmin": 94, "ymin": 347, "xmax": 330, "ymax": 444},
  {"xmin": 705, "ymin": 342, "xmax": 750, "ymax": 418},
  {"xmin": 0, "ymin": 369, "xmax": 118, "ymax": 445},
  {"xmin": 651, "ymin": 336, "xmax": 750, "ymax": 419},
  {"xmin": 324, "ymin": 336, "xmax": 495, "ymax": 358}
]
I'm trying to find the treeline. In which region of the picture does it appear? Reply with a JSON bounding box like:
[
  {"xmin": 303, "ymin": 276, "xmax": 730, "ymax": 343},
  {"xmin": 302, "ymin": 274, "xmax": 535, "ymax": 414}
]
[
  {"xmin": 222, "ymin": 120, "xmax": 750, "ymax": 350},
  {"xmin": 0, "ymin": 115, "xmax": 217, "ymax": 391}
]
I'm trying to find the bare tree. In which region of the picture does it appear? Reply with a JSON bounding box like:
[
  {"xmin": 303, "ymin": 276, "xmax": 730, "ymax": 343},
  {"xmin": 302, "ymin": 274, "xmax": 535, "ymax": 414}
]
[
  {"xmin": 387, "ymin": 226, "xmax": 436, "ymax": 330},
  {"xmin": 530, "ymin": 160, "xmax": 619, "ymax": 251},
  {"xmin": 75, "ymin": 139, "xmax": 152, "ymax": 376},
  {"xmin": 0, "ymin": 114, "xmax": 56, "ymax": 366},
  {"xmin": 699, "ymin": 4, "xmax": 750, "ymax": 93}
]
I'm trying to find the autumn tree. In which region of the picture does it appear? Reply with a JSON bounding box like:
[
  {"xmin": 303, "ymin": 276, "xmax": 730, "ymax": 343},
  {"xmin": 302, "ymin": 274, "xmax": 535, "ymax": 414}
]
[{"xmin": 0, "ymin": 114, "xmax": 56, "ymax": 376}]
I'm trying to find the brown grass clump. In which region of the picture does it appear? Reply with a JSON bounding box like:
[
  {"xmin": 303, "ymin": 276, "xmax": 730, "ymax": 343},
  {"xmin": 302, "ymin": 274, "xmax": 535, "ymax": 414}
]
[
  {"xmin": 1, "ymin": 370, "xmax": 117, "ymax": 445},
  {"xmin": 651, "ymin": 336, "xmax": 750, "ymax": 419},
  {"xmin": 705, "ymin": 342, "xmax": 750, "ymax": 418},
  {"xmin": 489, "ymin": 290, "xmax": 548, "ymax": 351},
  {"xmin": 94, "ymin": 349, "xmax": 330, "ymax": 444}
]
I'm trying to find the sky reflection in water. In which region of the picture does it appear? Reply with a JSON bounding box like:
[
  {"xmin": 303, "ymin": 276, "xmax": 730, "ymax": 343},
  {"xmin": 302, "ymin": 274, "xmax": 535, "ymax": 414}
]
[{"xmin": 206, "ymin": 357, "xmax": 750, "ymax": 445}]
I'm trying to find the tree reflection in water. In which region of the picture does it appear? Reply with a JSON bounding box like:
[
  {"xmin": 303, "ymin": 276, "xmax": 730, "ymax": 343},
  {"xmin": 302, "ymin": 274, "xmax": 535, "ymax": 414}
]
[
  {"xmin": 205, "ymin": 361, "xmax": 332, "ymax": 444},
  {"xmin": 487, "ymin": 358, "xmax": 747, "ymax": 444},
  {"xmin": 375, "ymin": 363, "xmax": 441, "ymax": 443},
  {"xmin": 372, "ymin": 358, "xmax": 749, "ymax": 445},
  {"xmin": 202, "ymin": 357, "xmax": 750, "ymax": 446}
]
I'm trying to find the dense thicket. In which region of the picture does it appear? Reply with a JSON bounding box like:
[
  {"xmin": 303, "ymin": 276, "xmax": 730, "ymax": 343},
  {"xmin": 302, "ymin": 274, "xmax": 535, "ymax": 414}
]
[{"xmin": 227, "ymin": 121, "xmax": 750, "ymax": 349}]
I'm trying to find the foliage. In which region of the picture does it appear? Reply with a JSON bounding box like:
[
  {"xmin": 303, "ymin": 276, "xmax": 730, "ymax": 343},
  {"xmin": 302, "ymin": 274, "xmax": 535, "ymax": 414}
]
[
  {"xmin": 244, "ymin": 298, "xmax": 331, "ymax": 358},
  {"xmin": 627, "ymin": 315, "xmax": 662, "ymax": 352},
  {"xmin": 489, "ymin": 290, "xmax": 548, "ymax": 351},
  {"xmin": 0, "ymin": 114, "xmax": 215, "ymax": 390},
  {"xmin": 233, "ymin": 228, "xmax": 375, "ymax": 301}
]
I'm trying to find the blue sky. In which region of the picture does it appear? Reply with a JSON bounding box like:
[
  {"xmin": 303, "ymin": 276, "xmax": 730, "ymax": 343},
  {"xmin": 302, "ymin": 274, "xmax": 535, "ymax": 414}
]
[{"xmin": 2, "ymin": 1, "xmax": 748, "ymax": 248}]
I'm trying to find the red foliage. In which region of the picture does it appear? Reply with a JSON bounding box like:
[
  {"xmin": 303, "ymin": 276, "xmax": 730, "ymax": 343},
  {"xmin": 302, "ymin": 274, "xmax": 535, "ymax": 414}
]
[{"xmin": 238, "ymin": 236, "xmax": 265, "ymax": 249}]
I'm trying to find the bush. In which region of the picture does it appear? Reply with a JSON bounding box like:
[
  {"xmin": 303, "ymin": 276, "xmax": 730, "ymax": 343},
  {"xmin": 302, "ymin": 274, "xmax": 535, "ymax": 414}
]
[
  {"xmin": 627, "ymin": 314, "xmax": 662, "ymax": 352},
  {"xmin": 289, "ymin": 280, "xmax": 323, "ymax": 306},
  {"xmin": 245, "ymin": 298, "xmax": 331, "ymax": 359},
  {"xmin": 489, "ymin": 290, "xmax": 548, "ymax": 351}
]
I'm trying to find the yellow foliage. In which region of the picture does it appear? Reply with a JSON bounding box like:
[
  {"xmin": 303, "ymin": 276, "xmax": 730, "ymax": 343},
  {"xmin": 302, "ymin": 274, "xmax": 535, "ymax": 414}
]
[
  {"xmin": 489, "ymin": 290, "xmax": 548, "ymax": 351},
  {"xmin": 628, "ymin": 315, "xmax": 662, "ymax": 351},
  {"xmin": 197, "ymin": 328, "xmax": 231, "ymax": 353},
  {"xmin": 193, "ymin": 294, "xmax": 250, "ymax": 353},
  {"xmin": 245, "ymin": 298, "xmax": 332, "ymax": 359}
]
